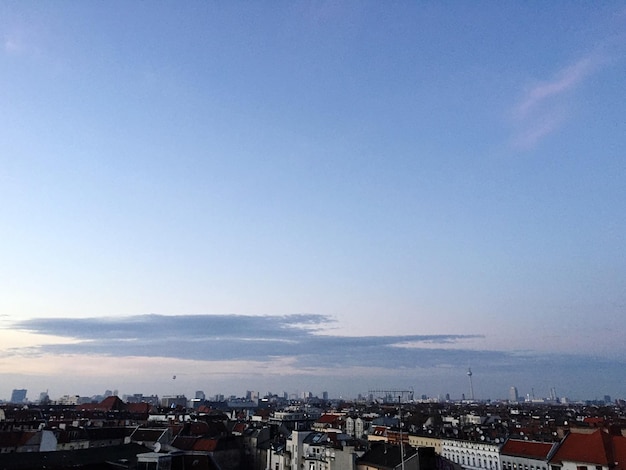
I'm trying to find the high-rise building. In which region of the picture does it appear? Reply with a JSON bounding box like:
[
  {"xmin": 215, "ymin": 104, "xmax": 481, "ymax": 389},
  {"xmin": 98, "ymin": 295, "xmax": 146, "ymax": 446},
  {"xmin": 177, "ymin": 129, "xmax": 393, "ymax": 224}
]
[
  {"xmin": 161, "ymin": 395, "xmax": 187, "ymax": 408},
  {"xmin": 38, "ymin": 391, "xmax": 50, "ymax": 404},
  {"xmin": 509, "ymin": 386, "xmax": 519, "ymax": 402},
  {"xmin": 195, "ymin": 390, "xmax": 205, "ymax": 400},
  {"xmin": 549, "ymin": 387, "xmax": 557, "ymax": 401},
  {"xmin": 10, "ymin": 389, "xmax": 27, "ymax": 404}
]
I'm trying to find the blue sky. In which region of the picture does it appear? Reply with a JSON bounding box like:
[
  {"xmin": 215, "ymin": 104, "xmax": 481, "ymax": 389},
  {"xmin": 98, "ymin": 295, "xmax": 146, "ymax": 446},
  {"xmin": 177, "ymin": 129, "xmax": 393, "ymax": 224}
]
[{"xmin": 1, "ymin": 2, "xmax": 625, "ymax": 402}]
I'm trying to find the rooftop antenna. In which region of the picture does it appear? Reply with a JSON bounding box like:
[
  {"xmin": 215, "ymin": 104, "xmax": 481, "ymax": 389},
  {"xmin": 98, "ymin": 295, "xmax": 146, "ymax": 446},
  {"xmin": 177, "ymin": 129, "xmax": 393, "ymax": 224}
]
[{"xmin": 467, "ymin": 367, "xmax": 475, "ymax": 401}]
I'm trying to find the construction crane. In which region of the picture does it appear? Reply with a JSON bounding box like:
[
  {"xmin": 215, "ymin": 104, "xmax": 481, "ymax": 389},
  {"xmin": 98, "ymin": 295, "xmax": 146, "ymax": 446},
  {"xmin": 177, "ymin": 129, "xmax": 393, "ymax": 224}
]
[{"xmin": 367, "ymin": 388, "xmax": 414, "ymax": 403}]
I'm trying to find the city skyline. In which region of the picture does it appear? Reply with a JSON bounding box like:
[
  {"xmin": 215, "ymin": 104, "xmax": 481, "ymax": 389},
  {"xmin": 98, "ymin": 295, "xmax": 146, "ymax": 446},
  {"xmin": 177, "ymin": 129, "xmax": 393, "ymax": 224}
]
[
  {"xmin": 0, "ymin": 380, "xmax": 615, "ymax": 406},
  {"xmin": 1, "ymin": 3, "xmax": 625, "ymax": 402}
]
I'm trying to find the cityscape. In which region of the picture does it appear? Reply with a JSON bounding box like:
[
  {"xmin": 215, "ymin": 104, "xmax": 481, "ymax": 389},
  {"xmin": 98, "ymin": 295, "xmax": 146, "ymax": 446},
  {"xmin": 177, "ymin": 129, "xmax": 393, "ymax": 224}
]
[
  {"xmin": 2, "ymin": 374, "xmax": 619, "ymax": 411},
  {"xmin": 1, "ymin": 383, "xmax": 625, "ymax": 469}
]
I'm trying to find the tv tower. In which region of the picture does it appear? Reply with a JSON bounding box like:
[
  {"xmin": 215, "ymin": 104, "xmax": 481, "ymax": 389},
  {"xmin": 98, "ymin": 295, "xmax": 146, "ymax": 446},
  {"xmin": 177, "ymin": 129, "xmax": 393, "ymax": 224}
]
[{"xmin": 467, "ymin": 367, "xmax": 475, "ymax": 401}]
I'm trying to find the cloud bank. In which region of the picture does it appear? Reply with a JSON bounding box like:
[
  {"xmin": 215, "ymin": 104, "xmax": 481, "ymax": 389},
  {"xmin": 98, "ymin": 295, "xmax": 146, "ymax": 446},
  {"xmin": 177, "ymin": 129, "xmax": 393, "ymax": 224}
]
[
  {"xmin": 7, "ymin": 314, "xmax": 484, "ymax": 369},
  {"xmin": 3, "ymin": 314, "xmax": 625, "ymax": 399}
]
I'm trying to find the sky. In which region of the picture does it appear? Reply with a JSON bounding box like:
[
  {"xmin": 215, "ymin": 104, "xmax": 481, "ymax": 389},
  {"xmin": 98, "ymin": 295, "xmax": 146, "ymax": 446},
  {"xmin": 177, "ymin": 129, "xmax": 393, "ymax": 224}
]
[{"xmin": 1, "ymin": 2, "xmax": 625, "ymax": 403}]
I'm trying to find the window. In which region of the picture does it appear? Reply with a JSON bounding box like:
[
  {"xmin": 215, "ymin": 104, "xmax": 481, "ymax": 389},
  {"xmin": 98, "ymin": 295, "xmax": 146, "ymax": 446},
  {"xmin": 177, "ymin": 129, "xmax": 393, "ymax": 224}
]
[{"xmin": 577, "ymin": 467, "xmax": 588, "ymax": 470}]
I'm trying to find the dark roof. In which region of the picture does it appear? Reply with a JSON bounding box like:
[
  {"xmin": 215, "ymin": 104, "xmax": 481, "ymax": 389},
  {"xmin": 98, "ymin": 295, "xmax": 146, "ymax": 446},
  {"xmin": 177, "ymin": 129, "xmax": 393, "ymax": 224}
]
[
  {"xmin": 85, "ymin": 426, "xmax": 131, "ymax": 440},
  {"xmin": 181, "ymin": 453, "xmax": 220, "ymax": 470},
  {"xmin": 55, "ymin": 427, "xmax": 89, "ymax": 444},
  {"xmin": 131, "ymin": 428, "xmax": 167, "ymax": 442},
  {"xmin": 172, "ymin": 435, "xmax": 240, "ymax": 453},
  {"xmin": 357, "ymin": 443, "xmax": 417, "ymax": 470},
  {"xmin": 172, "ymin": 436, "xmax": 198, "ymax": 451},
  {"xmin": 0, "ymin": 431, "xmax": 33, "ymax": 448},
  {"xmin": 0, "ymin": 443, "xmax": 151, "ymax": 470},
  {"xmin": 81, "ymin": 396, "xmax": 126, "ymax": 412}
]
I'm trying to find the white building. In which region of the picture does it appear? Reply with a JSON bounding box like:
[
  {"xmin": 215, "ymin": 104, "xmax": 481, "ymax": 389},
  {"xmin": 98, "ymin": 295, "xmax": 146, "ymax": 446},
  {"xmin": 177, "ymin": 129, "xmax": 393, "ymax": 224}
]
[
  {"xmin": 267, "ymin": 430, "xmax": 361, "ymax": 470},
  {"xmin": 442, "ymin": 438, "xmax": 501, "ymax": 470},
  {"xmin": 346, "ymin": 417, "xmax": 368, "ymax": 439}
]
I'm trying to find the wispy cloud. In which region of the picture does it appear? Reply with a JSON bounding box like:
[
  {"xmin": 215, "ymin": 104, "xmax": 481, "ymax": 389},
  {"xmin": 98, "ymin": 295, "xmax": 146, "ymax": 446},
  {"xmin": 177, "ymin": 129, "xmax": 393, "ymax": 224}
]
[
  {"xmin": 512, "ymin": 110, "xmax": 566, "ymax": 150},
  {"xmin": 511, "ymin": 53, "xmax": 605, "ymax": 150},
  {"xmin": 510, "ymin": 13, "xmax": 626, "ymax": 151},
  {"xmin": 515, "ymin": 56, "xmax": 597, "ymax": 120}
]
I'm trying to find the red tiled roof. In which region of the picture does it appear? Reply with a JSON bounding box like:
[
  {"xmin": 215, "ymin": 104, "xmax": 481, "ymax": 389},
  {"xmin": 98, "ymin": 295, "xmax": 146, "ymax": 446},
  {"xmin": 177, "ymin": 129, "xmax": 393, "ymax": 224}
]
[
  {"xmin": 169, "ymin": 424, "xmax": 184, "ymax": 437},
  {"xmin": 550, "ymin": 430, "xmax": 612, "ymax": 466},
  {"xmin": 80, "ymin": 396, "xmax": 126, "ymax": 412},
  {"xmin": 372, "ymin": 426, "xmax": 387, "ymax": 436},
  {"xmin": 317, "ymin": 414, "xmax": 341, "ymax": 424},
  {"xmin": 501, "ymin": 440, "xmax": 554, "ymax": 459},
  {"xmin": 189, "ymin": 421, "xmax": 210, "ymax": 436},
  {"xmin": 232, "ymin": 423, "xmax": 247, "ymax": 434},
  {"xmin": 101, "ymin": 396, "xmax": 124, "ymax": 409},
  {"xmin": 127, "ymin": 402, "xmax": 151, "ymax": 414},
  {"xmin": 610, "ymin": 434, "xmax": 626, "ymax": 470},
  {"xmin": 193, "ymin": 438, "xmax": 219, "ymax": 452}
]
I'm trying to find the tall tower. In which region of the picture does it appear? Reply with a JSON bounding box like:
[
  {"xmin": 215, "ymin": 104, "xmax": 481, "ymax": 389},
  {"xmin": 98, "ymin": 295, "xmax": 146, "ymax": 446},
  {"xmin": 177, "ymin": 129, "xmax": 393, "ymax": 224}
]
[{"xmin": 467, "ymin": 368, "xmax": 475, "ymax": 401}]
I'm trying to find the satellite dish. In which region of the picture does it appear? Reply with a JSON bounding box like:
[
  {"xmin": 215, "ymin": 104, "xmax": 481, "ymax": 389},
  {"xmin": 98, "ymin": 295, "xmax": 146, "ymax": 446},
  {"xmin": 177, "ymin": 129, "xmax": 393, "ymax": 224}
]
[{"xmin": 153, "ymin": 442, "xmax": 162, "ymax": 453}]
